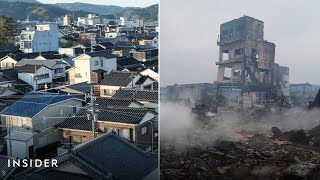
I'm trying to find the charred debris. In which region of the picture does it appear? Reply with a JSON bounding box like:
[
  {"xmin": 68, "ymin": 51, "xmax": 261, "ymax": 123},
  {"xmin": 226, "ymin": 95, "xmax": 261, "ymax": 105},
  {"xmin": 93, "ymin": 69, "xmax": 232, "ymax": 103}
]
[{"xmin": 161, "ymin": 16, "xmax": 320, "ymax": 179}]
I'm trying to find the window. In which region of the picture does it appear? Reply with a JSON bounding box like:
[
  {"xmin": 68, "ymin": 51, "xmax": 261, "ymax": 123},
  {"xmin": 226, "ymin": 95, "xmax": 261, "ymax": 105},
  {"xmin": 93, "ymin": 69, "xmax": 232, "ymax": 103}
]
[
  {"xmin": 94, "ymin": 61, "xmax": 99, "ymax": 66},
  {"xmin": 22, "ymin": 118, "xmax": 27, "ymax": 126},
  {"xmin": 141, "ymin": 126, "xmax": 147, "ymax": 135},
  {"xmin": 101, "ymin": 60, "xmax": 103, "ymax": 67},
  {"xmin": 24, "ymin": 42, "xmax": 32, "ymax": 49},
  {"xmin": 75, "ymin": 73, "xmax": 82, "ymax": 78},
  {"xmin": 222, "ymin": 50, "xmax": 229, "ymax": 60},
  {"xmin": 35, "ymin": 73, "xmax": 49, "ymax": 80},
  {"xmin": 54, "ymin": 68, "xmax": 64, "ymax": 74},
  {"xmin": 17, "ymin": 118, "xmax": 22, "ymax": 127},
  {"xmin": 72, "ymin": 106, "xmax": 77, "ymax": 113},
  {"xmin": 2, "ymin": 63, "xmax": 7, "ymax": 67},
  {"xmin": 234, "ymin": 48, "xmax": 243, "ymax": 55},
  {"xmin": 119, "ymin": 129, "xmax": 130, "ymax": 139},
  {"xmin": 104, "ymin": 89, "xmax": 113, "ymax": 95}
]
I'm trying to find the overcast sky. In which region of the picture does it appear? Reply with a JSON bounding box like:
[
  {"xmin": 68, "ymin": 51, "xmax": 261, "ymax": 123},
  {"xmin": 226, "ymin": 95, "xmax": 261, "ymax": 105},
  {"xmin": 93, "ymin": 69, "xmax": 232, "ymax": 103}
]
[
  {"xmin": 38, "ymin": 0, "xmax": 158, "ymax": 7},
  {"xmin": 160, "ymin": 0, "xmax": 320, "ymax": 86}
]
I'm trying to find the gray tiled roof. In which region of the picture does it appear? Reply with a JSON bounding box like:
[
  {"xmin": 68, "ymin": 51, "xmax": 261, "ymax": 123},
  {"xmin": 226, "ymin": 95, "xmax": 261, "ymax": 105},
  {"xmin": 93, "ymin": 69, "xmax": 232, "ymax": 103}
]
[
  {"xmin": 14, "ymin": 64, "xmax": 46, "ymax": 73},
  {"xmin": 66, "ymin": 82, "xmax": 92, "ymax": 93},
  {"xmin": 0, "ymin": 156, "xmax": 16, "ymax": 179},
  {"xmin": 59, "ymin": 107, "xmax": 154, "ymax": 131},
  {"xmin": 112, "ymin": 88, "xmax": 158, "ymax": 102},
  {"xmin": 99, "ymin": 71, "xmax": 137, "ymax": 86},
  {"xmin": 59, "ymin": 109, "xmax": 96, "ymax": 131},
  {"xmin": 84, "ymin": 51, "xmax": 116, "ymax": 59},
  {"xmin": 72, "ymin": 132, "xmax": 158, "ymax": 180},
  {"xmin": 16, "ymin": 59, "xmax": 66, "ymax": 69},
  {"xmin": 94, "ymin": 97, "xmax": 143, "ymax": 108},
  {"xmin": 12, "ymin": 132, "xmax": 158, "ymax": 180}
]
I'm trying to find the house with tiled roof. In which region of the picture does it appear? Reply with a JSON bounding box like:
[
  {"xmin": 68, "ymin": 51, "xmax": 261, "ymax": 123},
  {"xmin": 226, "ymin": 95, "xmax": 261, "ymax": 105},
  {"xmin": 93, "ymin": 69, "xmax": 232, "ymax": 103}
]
[
  {"xmin": 112, "ymin": 88, "xmax": 159, "ymax": 112},
  {"xmin": 1, "ymin": 92, "xmax": 83, "ymax": 159},
  {"xmin": 15, "ymin": 59, "xmax": 68, "ymax": 83},
  {"xmin": 68, "ymin": 51, "xmax": 117, "ymax": 84},
  {"xmin": 0, "ymin": 69, "xmax": 33, "ymax": 95},
  {"xmin": 15, "ymin": 64, "xmax": 53, "ymax": 90},
  {"xmin": 98, "ymin": 71, "xmax": 140, "ymax": 97},
  {"xmin": 59, "ymin": 102, "xmax": 157, "ymax": 151},
  {"xmin": 43, "ymin": 81, "xmax": 93, "ymax": 98},
  {"xmin": 98, "ymin": 71, "xmax": 156, "ymax": 97},
  {"xmin": 12, "ymin": 132, "xmax": 158, "ymax": 180},
  {"xmin": 0, "ymin": 51, "xmax": 59, "ymax": 70}
]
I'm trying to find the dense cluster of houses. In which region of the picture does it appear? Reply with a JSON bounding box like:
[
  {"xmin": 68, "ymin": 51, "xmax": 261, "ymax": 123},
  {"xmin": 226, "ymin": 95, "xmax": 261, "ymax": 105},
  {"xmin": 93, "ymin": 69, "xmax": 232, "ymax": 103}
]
[{"xmin": 0, "ymin": 14, "xmax": 158, "ymax": 179}]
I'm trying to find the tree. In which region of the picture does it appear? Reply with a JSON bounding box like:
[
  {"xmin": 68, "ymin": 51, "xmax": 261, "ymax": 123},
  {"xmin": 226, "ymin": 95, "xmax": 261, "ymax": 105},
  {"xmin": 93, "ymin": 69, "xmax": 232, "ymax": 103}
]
[
  {"xmin": 0, "ymin": 15, "xmax": 16, "ymax": 45},
  {"xmin": 64, "ymin": 40, "xmax": 74, "ymax": 48}
]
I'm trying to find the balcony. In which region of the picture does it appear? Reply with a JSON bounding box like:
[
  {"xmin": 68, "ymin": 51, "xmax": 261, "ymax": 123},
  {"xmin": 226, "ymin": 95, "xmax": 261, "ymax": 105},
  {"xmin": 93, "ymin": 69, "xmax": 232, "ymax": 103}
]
[{"xmin": 216, "ymin": 59, "xmax": 244, "ymax": 66}]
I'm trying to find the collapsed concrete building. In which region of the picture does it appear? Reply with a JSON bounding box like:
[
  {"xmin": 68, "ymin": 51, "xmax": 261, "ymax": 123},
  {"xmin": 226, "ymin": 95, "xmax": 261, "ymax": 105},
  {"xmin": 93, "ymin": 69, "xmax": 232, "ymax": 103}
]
[{"xmin": 216, "ymin": 16, "xmax": 289, "ymax": 106}]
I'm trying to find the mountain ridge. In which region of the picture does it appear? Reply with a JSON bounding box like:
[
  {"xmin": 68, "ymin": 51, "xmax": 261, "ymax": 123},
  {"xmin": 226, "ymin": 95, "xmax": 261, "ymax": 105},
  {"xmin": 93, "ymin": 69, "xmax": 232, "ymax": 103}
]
[{"xmin": 0, "ymin": 1, "xmax": 158, "ymax": 21}]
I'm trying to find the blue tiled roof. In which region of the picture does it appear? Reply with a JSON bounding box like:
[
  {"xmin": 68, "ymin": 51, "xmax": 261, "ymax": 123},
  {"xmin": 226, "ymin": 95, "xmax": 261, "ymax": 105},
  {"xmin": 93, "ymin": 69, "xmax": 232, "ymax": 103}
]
[{"xmin": 1, "ymin": 92, "xmax": 73, "ymax": 118}]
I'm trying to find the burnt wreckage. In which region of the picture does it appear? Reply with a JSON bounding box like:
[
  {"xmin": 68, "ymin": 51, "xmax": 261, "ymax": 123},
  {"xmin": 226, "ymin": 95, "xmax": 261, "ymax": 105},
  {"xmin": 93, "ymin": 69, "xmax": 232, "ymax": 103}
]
[
  {"xmin": 160, "ymin": 16, "xmax": 320, "ymax": 179},
  {"xmin": 216, "ymin": 16, "xmax": 289, "ymax": 106}
]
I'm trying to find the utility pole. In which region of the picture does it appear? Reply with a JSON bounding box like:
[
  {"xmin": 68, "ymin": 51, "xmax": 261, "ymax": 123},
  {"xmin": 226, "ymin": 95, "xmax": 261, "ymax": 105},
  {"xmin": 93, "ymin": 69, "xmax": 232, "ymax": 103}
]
[
  {"xmin": 8, "ymin": 117, "xmax": 12, "ymax": 157},
  {"xmin": 130, "ymin": 72, "xmax": 136, "ymax": 99},
  {"xmin": 34, "ymin": 65, "xmax": 37, "ymax": 91},
  {"xmin": 87, "ymin": 85, "xmax": 98, "ymax": 138},
  {"xmin": 146, "ymin": 120, "xmax": 154, "ymax": 152}
]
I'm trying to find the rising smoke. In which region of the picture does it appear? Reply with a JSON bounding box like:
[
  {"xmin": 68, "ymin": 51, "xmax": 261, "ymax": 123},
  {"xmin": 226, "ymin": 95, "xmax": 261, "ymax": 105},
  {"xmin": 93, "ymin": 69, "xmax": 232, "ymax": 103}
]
[{"xmin": 161, "ymin": 102, "xmax": 320, "ymax": 147}]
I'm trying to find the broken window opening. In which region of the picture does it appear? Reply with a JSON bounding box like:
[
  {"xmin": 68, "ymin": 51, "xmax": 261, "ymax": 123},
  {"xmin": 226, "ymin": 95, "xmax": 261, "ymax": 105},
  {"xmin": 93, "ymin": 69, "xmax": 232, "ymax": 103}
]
[
  {"xmin": 224, "ymin": 67, "xmax": 232, "ymax": 80},
  {"xmin": 233, "ymin": 69, "xmax": 241, "ymax": 77},
  {"xmin": 222, "ymin": 50, "xmax": 229, "ymax": 61},
  {"xmin": 251, "ymin": 48, "xmax": 259, "ymax": 61},
  {"xmin": 234, "ymin": 48, "xmax": 243, "ymax": 55}
]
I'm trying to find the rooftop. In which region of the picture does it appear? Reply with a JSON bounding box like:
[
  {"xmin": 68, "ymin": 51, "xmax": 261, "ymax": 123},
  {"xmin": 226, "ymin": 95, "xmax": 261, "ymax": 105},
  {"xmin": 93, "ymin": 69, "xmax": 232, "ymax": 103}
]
[
  {"xmin": 13, "ymin": 132, "xmax": 158, "ymax": 179},
  {"xmin": 59, "ymin": 106, "xmax": 154, "ymax": 131},
  {"xmin": 99, "ymin": 71, "xmax": 137, "ymax": 87},
  {"xmin": 112, "ymin": 88, "xmax": 158, "ymax": 102},
  {"xmin": 1, "ymin": 92, "xmax": 75, "ymax": 118}
]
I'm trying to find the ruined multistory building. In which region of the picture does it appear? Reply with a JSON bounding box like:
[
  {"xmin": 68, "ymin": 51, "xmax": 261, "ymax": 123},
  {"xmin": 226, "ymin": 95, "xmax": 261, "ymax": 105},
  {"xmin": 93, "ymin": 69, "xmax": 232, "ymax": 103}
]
[{"xmin": 215, "ymin": 16, "xmax": 289, "ymax": 105}]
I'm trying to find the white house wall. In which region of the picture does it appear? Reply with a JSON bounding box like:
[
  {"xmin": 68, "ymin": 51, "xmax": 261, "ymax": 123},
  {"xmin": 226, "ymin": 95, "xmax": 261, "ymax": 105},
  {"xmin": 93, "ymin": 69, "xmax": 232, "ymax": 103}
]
[
  {"xmin": 140, "ymin": 69, "xmax": 159, "ymax": 82},
  {"xmin": 139, "ymin": 112, "xmax": 156, "ymax": 125},
  {"xmin": 6, "ymin": 137, "xmax": 33, "ymax": 159},
  {"xmin": 73, "ymin": 55, "xmax": 91, "ymax": 83},
  {"xmin": 58, "ymin": 48, "xmax": 75, "ymax": 57},
  {"xmin": 0, "ymin": 56, "xmax": 17, "ymax": 70},
  {"xmin": 18, "ymin": 66, "xmax": 52, "ymax": 89}
]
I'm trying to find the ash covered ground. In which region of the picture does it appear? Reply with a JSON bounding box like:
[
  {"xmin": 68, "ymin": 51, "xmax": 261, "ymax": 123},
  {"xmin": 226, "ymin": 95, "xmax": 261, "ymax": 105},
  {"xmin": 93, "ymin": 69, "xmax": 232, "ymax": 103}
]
[{"xmin": 160, "ymin": 101, "xmax": 320, "ymax": 179}]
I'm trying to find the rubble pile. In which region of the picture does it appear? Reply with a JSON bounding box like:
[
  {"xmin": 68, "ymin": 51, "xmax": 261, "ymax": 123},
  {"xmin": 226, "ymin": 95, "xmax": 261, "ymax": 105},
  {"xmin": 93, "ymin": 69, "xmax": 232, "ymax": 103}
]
[{"xmin": 160, "ymin": 131, "xmax": 320, "ymax": 179}]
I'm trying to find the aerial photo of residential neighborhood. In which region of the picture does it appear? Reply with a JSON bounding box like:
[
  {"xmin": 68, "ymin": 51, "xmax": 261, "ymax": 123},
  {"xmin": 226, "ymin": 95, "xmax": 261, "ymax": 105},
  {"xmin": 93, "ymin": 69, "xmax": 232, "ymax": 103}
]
[{"xmin": 0, "ymin": 0, "xmax": 158, "ymax": 179}]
